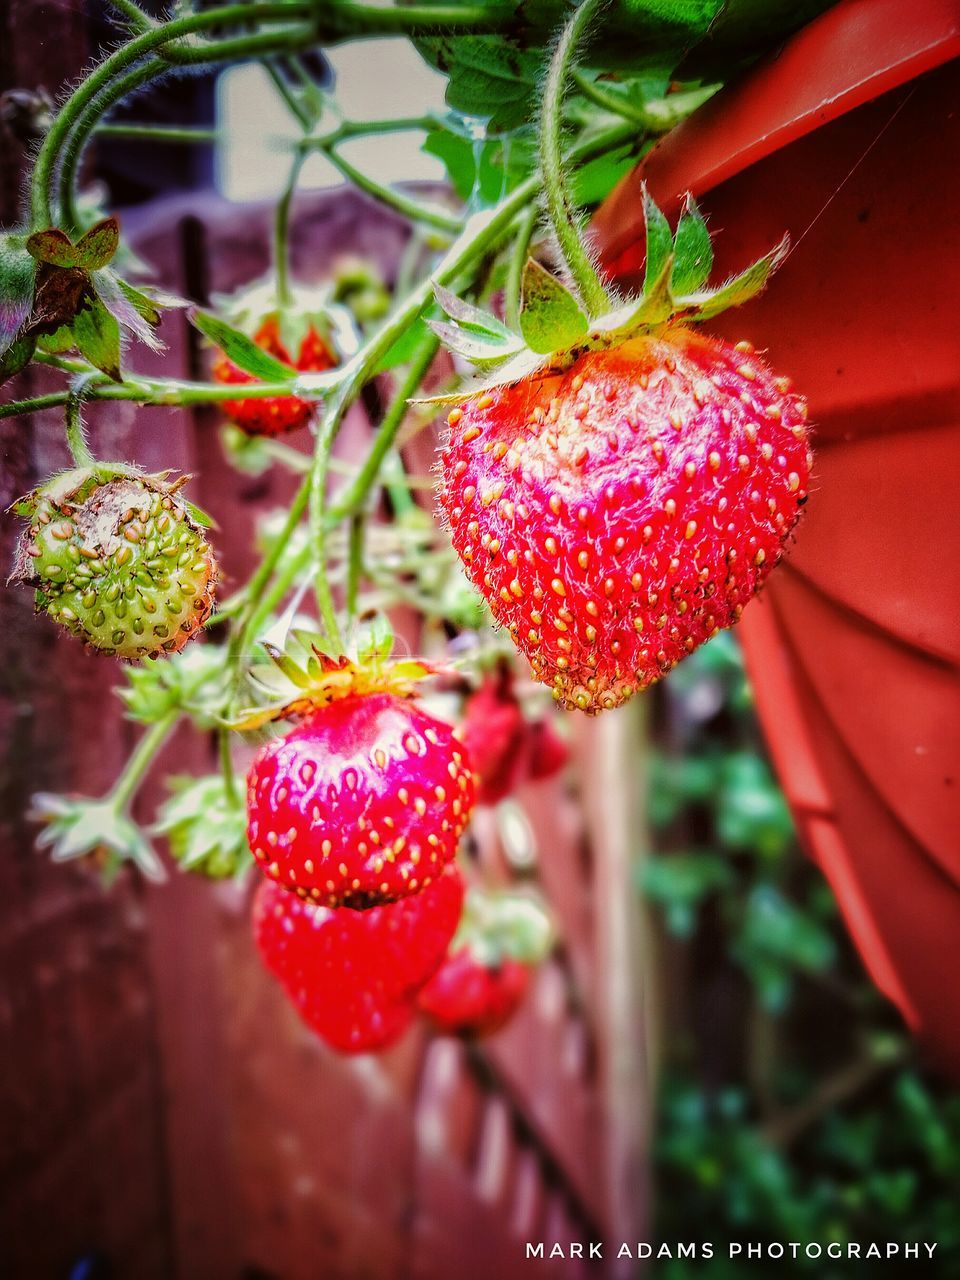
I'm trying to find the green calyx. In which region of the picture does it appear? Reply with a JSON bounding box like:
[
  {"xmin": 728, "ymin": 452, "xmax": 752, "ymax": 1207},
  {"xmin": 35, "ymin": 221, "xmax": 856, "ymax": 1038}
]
[
  {"xmin": 234, "ymin": 615, "xmax": 439, "ymax": 730},
  {"xmin": 428, "ymin": 187, "xmax": 788, "ymax": 400},
  {"xmin": 31, "ymin": 792, "xmax": 166, "ymax": 884},
  {"xmin": 200, "ymin": 275, "xmax": 358, "ymax": 374},
  {"xmin": 454, "ymin": 888, "xmax": 554, "ymax": 969},
  {"xmin": 13, "ymin": 465, "xmax": 218, "ymax": 660},
  {"xmin": 154, "ymin": 774, "xmax": 251, "ymax": 879}
]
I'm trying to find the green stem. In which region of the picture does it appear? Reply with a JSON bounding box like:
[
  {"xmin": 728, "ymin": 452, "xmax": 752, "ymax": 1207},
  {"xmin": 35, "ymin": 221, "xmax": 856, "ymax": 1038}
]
[
  {"xmin": 1, "ymin": 391, "xmax": 73, "ymax": 420},
  {"xmin": 105, "ymin": 0, "xmax": 155, "ymax": 33},
  {"xmin": 64, "ymin": 393, "xmax": 95, "ymax": 467},
  {"xmin": 301, "ymin": 115, "xmax": 436, "ymax": 150},
  {"xmin": 219, "ymin": 726, "xmax": 240, "ymax": 805},
  {"xmin": 264, "ymin": 60, "xmax": 314, "ymax": 130},
  {"xmin": 111, "ymin": 712, "xmax": 179, "ymax": 812},
  {"xmin": 539, "ymin": 0, "xmax": 611, "ymax": 317},
  {"xmin": 30, "ymin": 2, "xmax": 515, "ymax": 227},
  {"xmin": 571, "ymin": 68, "xmax": 651, "ymax": 125},
  {"xmin": 319, "ymin": 144, "xmax": 461, "ymax": 235},
  {"xmin": 275, "ymin": 149, "xmax": 306, "ymax": 307},
  {"xmin": 504, "ymin": 205, "xmax": 538, "ymax": 331},
  {"xmin": 327, "ymin": 333, "xmax": 439, "ymax": 521},
  {"xmin": 227, "ymin": 476, "xmax": 311, "ymax": 668},
  {"xmin": 309, "ymin": 400, "xmax": 346, "ymax": 650},
  {"xmin": 94, "ymin": 123, "xmax": 220, "ymax": 143},
  {"xmin": 345, "ymin": 512, "xmax": 364, "ymax": 623}
]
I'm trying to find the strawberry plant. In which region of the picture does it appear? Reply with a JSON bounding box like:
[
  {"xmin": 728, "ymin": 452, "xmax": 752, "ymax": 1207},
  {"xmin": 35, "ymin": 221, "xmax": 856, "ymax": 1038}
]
[{"xmin": 1, "ymin": 0, "xmax": 831, "ymax": 1051}]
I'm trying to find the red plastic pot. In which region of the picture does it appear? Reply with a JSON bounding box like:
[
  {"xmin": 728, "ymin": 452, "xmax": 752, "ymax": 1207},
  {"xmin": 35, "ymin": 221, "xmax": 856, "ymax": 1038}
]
[{"xmin": 593, "ymin": 0, "xmax": 960, "ymax": 1073}]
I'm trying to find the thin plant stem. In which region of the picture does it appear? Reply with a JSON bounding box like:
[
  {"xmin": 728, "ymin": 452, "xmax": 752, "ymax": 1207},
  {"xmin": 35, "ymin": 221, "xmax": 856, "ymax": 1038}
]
[
  {"xmin": 345, "ymin": 512, "xmax": 364, "ymax": 623},
  {"xmin": 219, "ymin": 727, "xmax": 240, "ymax": 804},
  {"xmin": 539, "ymin": 0, "xmax": 611, "ymax": 317},
  {"xmin": 64, "ymin": 393, "xmax": 95, "ymax": 468},
  {"xmin": 504, "ymin": 205, "xmax": 538, "ymax": 331},
  {"xmin": 318, "ymin": 145, "xmax": 461, "ymax": 235},
  {"xmin": 111, "ymin": 712, "xmax": 179, "ymax": 811},
  {"xmin": 94, "ymin": 123, "xmax": 220, "ymax": 143},
  {"xmin": 275, "ymin": 149, "xmax": 307, "ymax": 307}
]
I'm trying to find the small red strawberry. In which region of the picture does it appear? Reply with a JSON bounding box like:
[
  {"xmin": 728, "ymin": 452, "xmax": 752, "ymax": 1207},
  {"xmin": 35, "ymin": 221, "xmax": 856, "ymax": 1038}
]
[
  {"xmin": 433, "ymin": 192, "xmax": 811, "ymax": 712},
  {"xmin": 254, "ymin": 863, "xmax": 464, "ymax": 1053},
  {"xmin": 461, "ymin": 662, "xmax": 570, "ymax": 803},
  {"xmin": 461, "ymin": 663, "xmax": 528, "ymax": 805},
  {"xmin": 247, "ymin": 688, "xmax": 475, "ymax": 908},
  {"xmin": 418, "ymin": 948, "xmax": 530, "ymax": 1038},
  {"xmin": 417, "ymin": 887, "xmax": 551, "ymax": 1038},
  {"xmin": 209, "ymin": 281, "xmax": 341, "ymax": 436},
  {"xmin": 213, "ymin": 315, "xmax": 335, "ymax": 436}
]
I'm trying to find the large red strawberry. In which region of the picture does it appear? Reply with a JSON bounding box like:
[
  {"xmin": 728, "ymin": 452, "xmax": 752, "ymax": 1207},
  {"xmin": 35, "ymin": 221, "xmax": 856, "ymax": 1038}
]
[
  {"xmin": 434, "ymin": 192, "xmax": 810, "ymax": 713},
  {"xmin": 417, "ymin": 887, "xmax": 551, "ymax": 1038},
  {"xmin": 247, "ymin": 690, "xmax": 475, "ymax": 908},
  {"xmin": 254, "ymin": 863, "xmax": 464, "ymax": 1053},
  {"xmin": 418, "ymin": 948, "xmax": 530, "ymax": 1038},
  {"xmin": 213, "ymin": 315, "xmax": 335, "ymax": 436}
]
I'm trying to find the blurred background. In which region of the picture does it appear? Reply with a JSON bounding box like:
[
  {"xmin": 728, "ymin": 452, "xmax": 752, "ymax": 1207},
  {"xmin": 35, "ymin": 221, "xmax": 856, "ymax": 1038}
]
[{"xmin": 2, "ymin": 2, "xmax": 959, "ymax": 1277}]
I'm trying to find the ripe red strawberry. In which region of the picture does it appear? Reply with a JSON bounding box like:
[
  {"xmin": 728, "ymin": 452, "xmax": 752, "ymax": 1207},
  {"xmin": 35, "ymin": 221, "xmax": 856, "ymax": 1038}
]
[
  {"xmin": 253, "ymin": 864, "xmax": 464, "ymax": 1053},
  {"xmin": 247, "ymin": 691, "xmax": 475, "ymax": 908},
  {"xmin": 440, "ymin": 328, "xmax": 810, "ymax": 712},
  {"xmin": 461, "ymin": 664, "xmax": 528, "ymax": 805},
  {"xmin": 418, "ymin": 948, "xmax": 530, "ymax": 1038},
  {"xmin": 212, "ymin": 314, "xmax": 335, "ymax": 436},
  {"xmin": 461, "ymin": 663, "xmax": 570, "ymax": 803}
]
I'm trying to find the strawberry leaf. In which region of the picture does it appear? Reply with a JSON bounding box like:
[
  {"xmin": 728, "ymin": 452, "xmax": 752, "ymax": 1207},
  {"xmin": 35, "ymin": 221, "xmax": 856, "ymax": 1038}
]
[
  {"xmin": 73, "ymin": 217, "xmax": 120, "ymax": 271},
  {"xmin": 682, "ymin": 234, "xmax": 790, "ymax": 321},
  {"xmin": 433, "ymin": 283, "xmax": 514, "ymax": 341},
  {"xmin": 0, "ymin": 235, "xmax": 37, "ymax": 355},
  {"xmin": 0, "ymin": 332, "xmax": 36, "ymax": 386},
  {"xmin": 642, "ymin": 186, "xmax": 673, "ymax": 296},
  {"xmin": 25, "ymin": 227, "xmax": 79, "ymax": 268},
  {"xmin": 72, "ymin": 296, "xmax": 122, "ymax": 380},
  {"xmin": 519, "ymin": 259, "xmax": 589, "ymax": 355},
  {"xmin": 191, "ymin": 307, "xmax": 296, "ymax": 382},
  {"xmin": 670, "ymin": 194, "xmax": 713, "ymax": 294},
  {"xmin": 92, "ymin": 268, "xmax": 163, "ymax": 351}
]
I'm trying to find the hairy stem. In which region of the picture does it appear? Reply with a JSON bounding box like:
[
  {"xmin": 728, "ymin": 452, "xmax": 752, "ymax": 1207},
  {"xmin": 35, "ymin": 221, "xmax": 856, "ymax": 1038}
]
[
  {"xmin": 275, "ymin": 149, "xmax": 307, "ymax": 307},
  {"xmin": 504, "ymin": 205, "xmax": 538, "ymax": 331},
  {"xmin": 64, "ymin": 391, "xmax": 95, "ymax": 467},
  {"xmin": 111, "ymin": 712, "xmax": 179, "ymax": 811},
  {"xmin": 539, "ymin": 0, "xmax": 611, "ymax": 316}
]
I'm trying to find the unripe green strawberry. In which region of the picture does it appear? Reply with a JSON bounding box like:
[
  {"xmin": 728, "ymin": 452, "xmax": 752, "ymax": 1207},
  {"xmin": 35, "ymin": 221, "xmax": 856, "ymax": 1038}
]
[{"xmin": 13, "ymin": 467, "xmax": 218, "ymax": 659}]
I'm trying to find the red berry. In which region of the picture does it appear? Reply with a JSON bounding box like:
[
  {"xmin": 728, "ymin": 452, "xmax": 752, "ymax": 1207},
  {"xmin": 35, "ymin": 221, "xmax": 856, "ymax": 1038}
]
[
  {"xmin": 212, "ymin": 317, "xmax": 335, "ymax": 436},
  {"xmin": 254, "ymin": 864, "xmax": 464, "ymax": 1053},
  {"xmin": 418, "ymin": 947, "xmax": 530, "ymax": 1038},
  {"xmin": 246, "ymin": 692, "xmax": 475, "ymax": 907},
  {"xmin": 525, "ymin": 716, "xmax": 570, "ymax": 782},
  {"xmin": 461, "ymin": 666, "xmax": 528, "ymax": 805},
  {"xmin": 440, "ymin": 329, "xmax": 811, "ymax": 712}
]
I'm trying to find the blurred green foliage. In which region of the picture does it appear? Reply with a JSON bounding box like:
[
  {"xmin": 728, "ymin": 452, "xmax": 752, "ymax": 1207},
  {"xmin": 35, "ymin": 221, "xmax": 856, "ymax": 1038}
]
[{"xmin": 642, "ymin": 633, "xmax": 960, "ymax": 1276}]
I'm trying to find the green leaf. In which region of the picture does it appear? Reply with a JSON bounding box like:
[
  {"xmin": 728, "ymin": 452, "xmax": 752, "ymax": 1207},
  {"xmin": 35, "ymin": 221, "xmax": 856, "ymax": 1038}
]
[
  {"xmin": 190, "ymin": 308, "xmax": 295, "ymax": 382},
  {"xmin": 0, "ymin": 235, "xmax": 37, "ymax": 354},
  {"xmin": 642, "ymin": 185, "xmax": 673, "ymax": 296},
  {"xmin": 592, "ymin": 252, "xmax": 674, "ymax": 339},
  {"xmin": 430, "ymin": 319, "xmax": 522, "ymax": 368},
  {"xmin": 0, "ymin": 332, "xmax": 36, "ymax": 386},
  {"xmin": 671, "ymin": 194, "xmax": 713, "ymax": 293},
  {"xmin": 73, "ymin": 217, "xmax": 120, "ymax": 271},
  {"xmin": 641, "ymin": 851, "xmax": 733, "ymax": 938},
  {"xmin": 25, "ymin": 227, "xmax": 79, "ymax": 268},
  {"xmin": 433, "ymin": 283, "xmax": 515, "ymax": 341},
  {"xmin": 357, "ymin": 613, "xmax": 394, "ymax": 665},
  {"xmin": 92, "ymin": 268, "xmax": 163, "ymax": 351},
  {"xmin": 682, "ymin": 234, "xmax": 790, "ymax": 321},
  {"xmin": 418, "ymin": 36, "xmax": 543, "ymax": 131},
  {"xmin": 519, "ymin": 259, "xmax": 589, "ymax": 355},
  {"xmin": 72, "ymin": 296, "xmax": 122, "ymax": 380}
]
